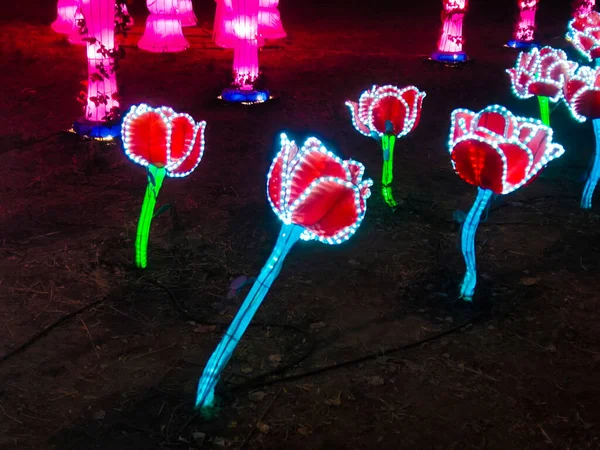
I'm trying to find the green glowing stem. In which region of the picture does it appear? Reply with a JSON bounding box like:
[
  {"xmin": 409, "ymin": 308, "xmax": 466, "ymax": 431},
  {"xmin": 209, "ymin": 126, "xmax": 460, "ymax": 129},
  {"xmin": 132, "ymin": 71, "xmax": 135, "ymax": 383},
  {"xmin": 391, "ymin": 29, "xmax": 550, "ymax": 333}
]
[
  {"xmin": 135, "ymin": 165, "xmax": 166, "ymax": 269},
  {"xmin": 537, "ymin": 96, "xmax": 550, "ymax": 127},
  {"xmin": 381, "ymin": 134, "xmax": 397, "ymax": 208}
]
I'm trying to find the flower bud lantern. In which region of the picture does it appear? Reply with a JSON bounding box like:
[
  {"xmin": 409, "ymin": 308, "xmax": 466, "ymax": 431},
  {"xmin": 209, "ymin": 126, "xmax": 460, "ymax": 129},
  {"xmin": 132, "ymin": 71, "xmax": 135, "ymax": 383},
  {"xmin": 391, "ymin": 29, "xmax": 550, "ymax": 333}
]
[
  {"xmin": 122, "ymin": 104, "xmax": 206, "ymax": 269},
  {"xmin": 346, "ymin": 85, "xmax": 426, "ymax": 208},
  {"xmin": 449, "ymin": 105, "xmax": 565, "ymax": 300},
  {"xmin": 195, "ymin": 133, "xmax": 373, "ymax": 410},
  {"xmin": 507, "ymin": 46, "xmax": 578, "ymax": 126}
]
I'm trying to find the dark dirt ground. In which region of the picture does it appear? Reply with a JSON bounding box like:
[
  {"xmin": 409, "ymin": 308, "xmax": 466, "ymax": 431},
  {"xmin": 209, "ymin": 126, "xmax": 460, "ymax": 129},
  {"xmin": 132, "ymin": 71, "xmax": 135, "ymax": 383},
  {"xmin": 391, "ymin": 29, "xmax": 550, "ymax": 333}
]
[{"xmin": 2, "ymin": 0, "xmax": 600, "ymax": 449}]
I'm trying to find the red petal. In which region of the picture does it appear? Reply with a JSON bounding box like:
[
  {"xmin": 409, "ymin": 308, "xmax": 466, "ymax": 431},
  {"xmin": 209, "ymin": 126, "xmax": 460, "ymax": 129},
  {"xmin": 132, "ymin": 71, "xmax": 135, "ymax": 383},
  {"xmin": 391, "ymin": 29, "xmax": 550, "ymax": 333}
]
[
  {"xmin": 451, "ymin": 139, "xmax": 505, "ymax": 194},
  {"xmin": 401, "ymin": 87, "xmax": 425, "ymax": 130},
  {"xmin": 475, "ymin": 110, "xmax": 516, "ymax": 137},
  {"xmin": 267, "ymin": 139, "xmax": 298, "ymax": 211},
  {"xmin": 169, "ymin": 115, "xmax": 196, "ymax": 162},
  {"xmin": 291, "ymin": 180, "xmax": 360, "ymax": 239},
  {"xmin": 576, "ymin": 34, "xmax": 596, "ymax": 52},
  {"xmin": 169, "ymin": 123, "xmax": 205, "ymax": 177},
  {"xmin": 346, "ymin": 100, "xmax": 370, "ymax": 136},
  {"xmin": 529, "ymin": 81, "xmax": 560, "ymax": 98},
  {"xmin": 574, "ymin": 90, "xmax": 600, "ymax": 119},
  {"xmin": 288, "ymin": 146, "xmax": 347, "ymax": 206},
  {"xmin": 592, "ymin": 47, "xmax": 600, "ymax": 60},
  {"xmin": 539, "ymin": 54, "xmax": 557, "ymax": 77},
  {"xmin": 497, "ymin": 142, "xmax": 530, "ymax": 187},
  {"xmin": 371, "ymin": 95, "xmax": 408, "ymax": 135},
  {"xmin": 124, "ymin": 110, "xmax": 168, "ymax": 167},
  {"xmin": 518, "ymin": 123, "xmax": 549, "ymax": 169},
  {"xmin": 450, "ymin": 110, "xmax": 475, "ymax": 142},
  {"xmin": 565, "ymin": 78, "xmax": 588, "ymax": 102},
  {"xmin": 346, "ymin": 161, "xmax": 364, "ymax": 185}
]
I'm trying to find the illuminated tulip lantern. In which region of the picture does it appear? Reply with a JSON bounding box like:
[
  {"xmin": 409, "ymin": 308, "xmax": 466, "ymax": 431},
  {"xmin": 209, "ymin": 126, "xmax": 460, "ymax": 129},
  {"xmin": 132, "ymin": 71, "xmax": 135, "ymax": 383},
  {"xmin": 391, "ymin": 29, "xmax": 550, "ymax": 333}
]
[
  {"xmin": 195, "ymin": 134, "xmax": 373, "ymax": 409},
  {"xmin": 51, "ymin": 0, "xmax": 78, "ymax": 34},
  {"xmin": 507, "ymin": 0, "xmax": 540, "ymax": 50},
  {"xmin": 431, "ymin": 0, "xmax": 469, "ymax": 64},
  {"xmin": 220, "ymin": 0, "xmax": 270, "ymax": 104},
  {"xmin": 178, "ymin": 0, "xmax": 198, "ymax": 26},
  {"xmin": 138, "ymin": 0, "xmax": 190, "ymax": 53},
  {"xmin": 564, "ymin": 66, "xmax": 600, "ymax": 209},
  {"xmin": 214, "ymin": 0, "xmax": 286, "ymax": 48},
  {"xmin": 449, "ymin": 105, "xmax": 565, "ymax": 300},
  {"xmin": 572, "ymin": 0, "xmax": 596, "ymax": 18},
  {"xmin": 72, "ymin": 0, "xmax": 121, "ymax": 140},
  {"xmin": 567, "ymin": 11, "xmax": 600, "ymax": 65},
  {"xmin": 346, "ymin": 85, "xmax": 426, "ymax": 208},
  {"xmin": 507, "ymin": 47, "xmax": 578, "ymax": 126},
  {"xmin": 122, "ymin": 104, "xmax": 206, "ymax": 268}
]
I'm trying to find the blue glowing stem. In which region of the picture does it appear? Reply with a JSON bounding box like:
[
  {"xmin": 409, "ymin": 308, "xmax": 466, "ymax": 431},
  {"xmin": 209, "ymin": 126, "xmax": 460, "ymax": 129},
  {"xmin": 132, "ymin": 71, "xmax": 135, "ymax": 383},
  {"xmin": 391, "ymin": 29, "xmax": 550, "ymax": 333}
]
[
  {"xmin": 581, "ymin": 119, "xmax": 600, "ymax": 210},
  {"xmin": 459, "ymin": 188, "xmax": 493, "ymax": 301},
  {"xmin": 195, "ymin": 223, "xmax": 304, "ymax": 409}
]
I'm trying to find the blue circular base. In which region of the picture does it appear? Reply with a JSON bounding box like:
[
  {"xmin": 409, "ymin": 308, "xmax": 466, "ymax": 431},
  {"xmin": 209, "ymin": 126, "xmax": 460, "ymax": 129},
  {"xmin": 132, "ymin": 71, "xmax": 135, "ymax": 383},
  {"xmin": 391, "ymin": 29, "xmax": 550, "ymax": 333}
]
[
  {"xmin": 221, "ymin": 87, "xmax": 270, "ymax": 104},
  {"xmin": 506, "ymin": 40, "xmax": 540, "ymax": 50},
  {"xmin": 72, "ymin": 118, "xmax": 121, "ymax": 140},
  {"xmin": 430, "ymin": 51, "xmax": 468, "ymax": 64}
]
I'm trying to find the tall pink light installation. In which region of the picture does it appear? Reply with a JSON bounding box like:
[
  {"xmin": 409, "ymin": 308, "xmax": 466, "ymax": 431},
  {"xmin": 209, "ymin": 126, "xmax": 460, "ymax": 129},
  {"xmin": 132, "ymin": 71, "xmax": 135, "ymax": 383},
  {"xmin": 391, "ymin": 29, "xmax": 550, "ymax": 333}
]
[
  {"xmin": 431, "ymin": 0, "xmax": 469, "ymax": 64},
  {"xmin": 178, "ymin": 0, "xmax": 198, "ymax": 27},
  {"xmin": 214, "ymin": 0, "xmax": 286, "ymax": 48},
  {"xmin": 507, "ymin": 0, "xmax": 540, "ymax": 49},
  {"xmin": 573, "ymin": 0, "xmax": 596, "ymax": 17},
  {"xmin": 221, "ymin": 0, "xmax": 270, "ymax": 103},
  {"xmin": 51, "ymin": 0, "xmax": 79, "ymax": 34},
  {"xmin": 72, "ymin": 0, "xmax": 121, "ymax": 139},
  {"xmin": 138, "ymin": 0, "xmax": 190, "ymax": 52}
]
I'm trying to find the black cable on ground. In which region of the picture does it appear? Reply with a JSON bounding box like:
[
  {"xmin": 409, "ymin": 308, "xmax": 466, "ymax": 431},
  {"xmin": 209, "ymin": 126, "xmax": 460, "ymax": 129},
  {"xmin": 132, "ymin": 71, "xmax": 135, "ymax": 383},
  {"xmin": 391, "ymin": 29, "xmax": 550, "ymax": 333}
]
[
  {"xmin": 235, "ymin": 310, "xmax": 482, "ymax": 391},
  {"xmin": 0, "ymin": 297, "xmax": 108, "ymax": 364},
  {"xmin": 148, "ymin": 278, "xmax": 316, "ymax": 381}
]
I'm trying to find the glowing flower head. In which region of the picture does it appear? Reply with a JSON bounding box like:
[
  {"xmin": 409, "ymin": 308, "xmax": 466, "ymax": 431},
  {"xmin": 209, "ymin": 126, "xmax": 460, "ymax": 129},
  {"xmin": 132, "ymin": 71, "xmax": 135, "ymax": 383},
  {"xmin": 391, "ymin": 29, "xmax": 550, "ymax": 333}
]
[
  {"xmin": 566, "ymin": 11, "xmax": 600, "ymax": 62},
  {"xmin": 507, "ymin": 46, "xmax": 578, "ymax": 102},
  {"xmin": 122, "ymin": 104, "xmax": 206, "ymax": 178},
  {"xmin": 449, "ymin": 105, "xmax": 565, "ymax": 195},
  {"xmin": 564, "ymin": 65, "xmax": 600, "ymax": 122},
  {"xmin": 267, "ymin": 134, "xmax": 373, "ymax": 244},
  {"xmin": 345, "ymin": 85, "xmax": 426, "ymax": 138}
]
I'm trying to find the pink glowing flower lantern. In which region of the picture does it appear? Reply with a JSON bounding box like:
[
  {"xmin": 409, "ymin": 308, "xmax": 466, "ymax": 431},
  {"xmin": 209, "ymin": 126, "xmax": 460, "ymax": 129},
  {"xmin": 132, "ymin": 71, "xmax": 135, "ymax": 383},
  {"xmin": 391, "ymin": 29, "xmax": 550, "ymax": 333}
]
[
  {"xmin": 566, "ymin": 11, "xmax": 600, "ymax": 63},
  {"xmin": 72, "ymin": 0, "xmax": 121, "ymax": 139},
  {"xmin": 431, "ymin": 0, "xmax": 469, "ymax": 64},
  {"xmin": 258, "ymin": 0, "xmax": 286, "ymax": 43},
  {"xmin": 178, "ymin": 0, "xmax": 198, "ymax": 27},
  {"xmin": 214, "ymin": 0, "xmax": 286, "ymax": 48},
  {"xmin": 51, "ymin": 0, "xmax": 79, "ymax": 34},
  {"xmin": 139, "ymin": 0, "xmax": 190, "ymax": 52},
  {"xmin": 219, "ymin": 0, "xmax": 270, "ymax": 103},
  {"xmin": 507, "ymin": 0, "xmax": 540, "ymax": 49},
  {"xmin": 507, "ymin": 47, "xmax": 578, "ymax": 125},
  {"xmin": 573, "ymin": 0, "xmax": 596, "ymax": 18}
]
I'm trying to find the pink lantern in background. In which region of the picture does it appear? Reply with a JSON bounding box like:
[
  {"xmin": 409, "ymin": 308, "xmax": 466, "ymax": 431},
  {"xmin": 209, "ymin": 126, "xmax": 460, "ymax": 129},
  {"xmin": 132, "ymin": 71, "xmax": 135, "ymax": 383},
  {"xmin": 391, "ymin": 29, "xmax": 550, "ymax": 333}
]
[
  {"xmin": 431, "ymin": 0, "xmax": 469, "ymax": 64},
  {"xmin": 573, "ymin": 0, "xmax": 596, "ymax": 17},
  {"xmin": 51, "ymin": 0, "xmax": 79, "ymax": 34},
  {"xmin": 72, "ymin": 0, "xmax": 121, "ymax": 139},
  {"xmin": 178, "ymin": 0, "xmax": 198, "ymax": 27},
  {"xmin": 220, "ymin": 0, "xmax": 270, "ymax": 103},
  {"xmin": 138, "ymin": 0, "xmax": 190, "ymax": 52},
  {"xmin": 507, "ymin": 0, "xmax": 540, "ymax": 49},
  {"xmin": 68, "ymin": 6, "xmax": 86, "ymax": 45},
  {"xmin": 214, "ymin": 0, "xmax": 286, "ymax": 48},
  {"xmin": 258, "ymin": 0, "xmax": 286, "ymax": 43}
]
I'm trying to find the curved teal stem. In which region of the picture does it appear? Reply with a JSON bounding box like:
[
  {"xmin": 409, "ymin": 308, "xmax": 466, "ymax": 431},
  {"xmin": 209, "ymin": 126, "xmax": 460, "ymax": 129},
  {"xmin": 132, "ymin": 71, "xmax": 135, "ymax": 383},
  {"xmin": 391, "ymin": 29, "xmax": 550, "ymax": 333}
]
[
  {"xmin": 459, "ymin": 188, "xmax": 493, "ymax": 301},
  {"xmin": 537, "ymin": 96, "xmax": 550, "ymax": 127},
  {"xmin": 581, "ymin": 119, "xmax": 600, "ymax": 210},
  {"xmin": 195, "ymin": 223, "xmax": 304, "ymax": 409}
]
